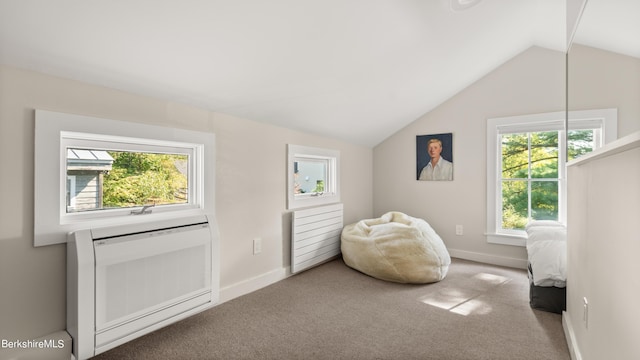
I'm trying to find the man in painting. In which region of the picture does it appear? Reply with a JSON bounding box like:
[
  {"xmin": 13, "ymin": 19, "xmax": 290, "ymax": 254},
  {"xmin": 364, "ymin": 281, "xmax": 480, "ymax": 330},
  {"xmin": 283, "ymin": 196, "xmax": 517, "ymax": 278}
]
[{"xmin": 419, "ymin": 138, "xmax": 453, "ymax": 181}]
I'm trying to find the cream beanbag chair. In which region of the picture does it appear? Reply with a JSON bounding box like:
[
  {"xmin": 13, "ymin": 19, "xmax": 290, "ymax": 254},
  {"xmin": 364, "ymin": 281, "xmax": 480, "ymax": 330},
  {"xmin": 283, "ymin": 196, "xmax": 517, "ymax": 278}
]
[{"xmin": 341, "ymin": 212, "xmax": 451, "ymax": 284}]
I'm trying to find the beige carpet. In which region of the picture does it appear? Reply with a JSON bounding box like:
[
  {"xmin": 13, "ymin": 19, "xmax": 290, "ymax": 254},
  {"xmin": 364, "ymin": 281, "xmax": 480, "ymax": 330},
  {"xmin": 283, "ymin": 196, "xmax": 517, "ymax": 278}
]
[{"xmin": 94, "ymin": 258, "xmax": 570, "ymax": 360}]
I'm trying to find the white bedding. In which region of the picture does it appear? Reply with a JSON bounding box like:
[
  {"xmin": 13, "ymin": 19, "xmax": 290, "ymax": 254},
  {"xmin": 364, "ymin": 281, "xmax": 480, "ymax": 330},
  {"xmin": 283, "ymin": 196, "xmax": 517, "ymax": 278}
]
[{"xmin": 525, "ymin": 221, "xmax": 567, "ymax": 288}]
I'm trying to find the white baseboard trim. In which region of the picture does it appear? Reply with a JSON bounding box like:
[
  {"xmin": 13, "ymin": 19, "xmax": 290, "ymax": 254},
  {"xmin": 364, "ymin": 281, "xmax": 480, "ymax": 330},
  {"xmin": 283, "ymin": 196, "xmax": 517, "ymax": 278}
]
[
  {"xmin": 562, "ymin": 311, "xmax": 583, "ymax": 360},
  {"xmin": 448, "ymin": 248, "xmax": 527, "ymax": 269},
  {"xmin": 218, "ymin": 267, "xmax": 289, "ymax": 304}
]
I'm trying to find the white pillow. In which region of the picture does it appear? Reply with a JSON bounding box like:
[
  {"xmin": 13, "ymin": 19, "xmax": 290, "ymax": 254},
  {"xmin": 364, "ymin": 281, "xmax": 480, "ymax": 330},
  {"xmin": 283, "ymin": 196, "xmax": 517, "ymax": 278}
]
[{"xmin": 526, "ymin": 226, "xmax": 567, "ymax": 244}]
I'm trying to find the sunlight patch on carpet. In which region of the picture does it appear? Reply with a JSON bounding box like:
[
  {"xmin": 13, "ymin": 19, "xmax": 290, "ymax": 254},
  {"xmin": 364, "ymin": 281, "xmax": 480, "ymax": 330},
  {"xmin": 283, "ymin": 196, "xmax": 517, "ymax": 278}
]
[
  {"xmin": 449, "ymin": 298, "xmax": 492, "ymax": 316},
  {"xmin": 418, "ymin": 273, "xmax": 511, "ymax": 316},
  {"xmin": 472, "ymin": 272, "xmax": 510, "ymax": 286}
]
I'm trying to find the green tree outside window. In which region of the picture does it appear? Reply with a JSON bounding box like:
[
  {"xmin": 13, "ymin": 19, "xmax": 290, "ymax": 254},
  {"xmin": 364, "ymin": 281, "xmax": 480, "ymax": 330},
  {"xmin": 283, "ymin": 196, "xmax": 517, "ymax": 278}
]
[
  {"xmin": 500, "ymin": 130, "xmax": 594, "ymax": 230},
  {"xmin": 103, "ymin": 152, "xmax": 188, "ymax": 208}
]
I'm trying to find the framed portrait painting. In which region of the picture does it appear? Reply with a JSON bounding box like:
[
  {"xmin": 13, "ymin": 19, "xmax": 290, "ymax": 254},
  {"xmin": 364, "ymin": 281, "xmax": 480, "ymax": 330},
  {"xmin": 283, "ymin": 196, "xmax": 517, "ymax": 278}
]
[{"xmin": 416, "ymin": 133, "xmax": 453, "ymax": 181}]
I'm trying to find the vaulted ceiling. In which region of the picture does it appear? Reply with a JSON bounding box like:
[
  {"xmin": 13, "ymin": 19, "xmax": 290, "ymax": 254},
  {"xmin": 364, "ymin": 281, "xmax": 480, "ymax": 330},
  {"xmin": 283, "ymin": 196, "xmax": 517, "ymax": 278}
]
[{"xmin": 0, "ymin": 0, "xmax": 626, "ymax": 147}]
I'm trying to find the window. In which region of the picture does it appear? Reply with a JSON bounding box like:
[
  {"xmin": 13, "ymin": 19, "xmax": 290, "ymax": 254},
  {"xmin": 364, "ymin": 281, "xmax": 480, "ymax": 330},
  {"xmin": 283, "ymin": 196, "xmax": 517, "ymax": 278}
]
[
  {"xmin": 500, "ymin": 131, "xmax": 560, "ymax": 230},
  {"xmin": 60, "ymin": 133, "xmax": 199, "ymax": 220},
  {"xmin": 486, "ymin": 109, "xmax": 616, "ymax": 246},
  {"xmin": 34, "ymin": 110, "xmax": 215, "ymax": 246},
  {"xmin": 287, "ymin": 144, "xmax": 340, "ymax": 209},
  {"xmin": 66, "ymin": 149, "xmax": 189, "ymax": 213}
]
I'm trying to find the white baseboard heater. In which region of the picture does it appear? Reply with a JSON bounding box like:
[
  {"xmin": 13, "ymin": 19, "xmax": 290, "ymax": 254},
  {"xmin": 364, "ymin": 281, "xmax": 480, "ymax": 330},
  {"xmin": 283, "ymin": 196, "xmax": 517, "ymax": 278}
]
[
  {"xmin": 291, "ymin": 203, "xmax": 344, "ymax": 274},
  {"xmin": 67, "ymin": 214, "xmax": 219, "ymax": 360}
]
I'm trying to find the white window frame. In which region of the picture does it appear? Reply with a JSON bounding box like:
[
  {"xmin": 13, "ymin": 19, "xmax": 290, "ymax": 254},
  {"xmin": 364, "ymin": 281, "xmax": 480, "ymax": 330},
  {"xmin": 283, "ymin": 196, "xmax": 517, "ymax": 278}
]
[
  {"xmin": 60, "ymin": 132, "xmax": 201, "ymax": 219},
  {"xmin": 34, "ymin": 110, "xmax": 215, "ymax": 246},
  {"xmin": 486, "ymin": 108, "xmax": 617, "ymax": 246},
  {"xmin": 287, "ymin": 144, "xmax": 340, "ymax": 210}
]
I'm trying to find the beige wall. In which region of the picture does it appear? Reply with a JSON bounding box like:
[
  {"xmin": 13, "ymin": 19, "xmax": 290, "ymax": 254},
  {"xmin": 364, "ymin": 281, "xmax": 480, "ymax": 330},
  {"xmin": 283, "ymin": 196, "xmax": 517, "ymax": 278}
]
[
  {"xmin": 213, "ymin": 111, "xmax": 373, "ymax": 288},
  {"xmin": 568, "ymin": 44, "xmax": 640, "ymax": 137},
  {"xmin": 0, "ymin": 65, "xmax": 373, "ymax": 342},
  {"xmin": 565, "ymin": 35, "xmax": 640, "ymax": 360},
  {"xmin": 373, "ymin": 46, "xmax": 566, "ymax": 267},
  {"xmin": 565, "ymin": 136, "xmax": 640, "ymax": 360}
]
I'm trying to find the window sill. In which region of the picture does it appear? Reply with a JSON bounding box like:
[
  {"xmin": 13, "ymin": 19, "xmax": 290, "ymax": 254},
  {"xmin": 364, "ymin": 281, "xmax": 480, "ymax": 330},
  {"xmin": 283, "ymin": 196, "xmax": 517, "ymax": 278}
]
[{"xmin": 486, "ymin": 232, "xmax": 526, "ymax": 247}]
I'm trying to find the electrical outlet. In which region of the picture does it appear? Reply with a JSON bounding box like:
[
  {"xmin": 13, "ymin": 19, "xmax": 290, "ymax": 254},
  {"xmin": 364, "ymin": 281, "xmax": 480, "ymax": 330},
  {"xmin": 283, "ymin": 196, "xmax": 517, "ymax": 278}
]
[
  {"xmin": 253, "ymin": 238, "xmax": 262, "ymax": 255},
  {"xmin": 455, "ymin": 225, "xmax": 464, "ymax": 236}
]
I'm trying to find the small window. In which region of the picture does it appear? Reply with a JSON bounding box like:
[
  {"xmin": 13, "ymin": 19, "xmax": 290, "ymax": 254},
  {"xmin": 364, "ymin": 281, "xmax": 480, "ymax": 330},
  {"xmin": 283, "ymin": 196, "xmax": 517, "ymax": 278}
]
[
  {"xmin": 34, "ymin": 110, "xmax": 215, "ymax": 246},
  {"xmin": 287, "ymin": 144, "xmax": 339, "ymax": 209}
]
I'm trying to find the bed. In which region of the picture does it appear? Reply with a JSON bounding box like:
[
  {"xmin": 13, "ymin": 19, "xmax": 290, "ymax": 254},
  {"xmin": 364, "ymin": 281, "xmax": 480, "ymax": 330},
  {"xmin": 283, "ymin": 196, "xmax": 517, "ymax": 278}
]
[{"xmin": 525, "ymin": 221, "xmax": 566, "ymax": 314}]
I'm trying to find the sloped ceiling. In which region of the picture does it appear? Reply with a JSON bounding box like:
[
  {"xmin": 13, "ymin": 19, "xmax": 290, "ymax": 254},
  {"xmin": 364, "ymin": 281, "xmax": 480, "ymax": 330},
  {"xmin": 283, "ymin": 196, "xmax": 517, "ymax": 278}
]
[{"xmin": 0, "ymin": 0, "xmax": 567, "ymax": 147}]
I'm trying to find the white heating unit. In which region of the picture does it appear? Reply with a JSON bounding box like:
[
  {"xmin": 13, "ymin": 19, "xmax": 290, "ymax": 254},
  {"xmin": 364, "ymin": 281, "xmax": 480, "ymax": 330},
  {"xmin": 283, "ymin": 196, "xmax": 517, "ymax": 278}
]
[
  {"xmin": 291, "ymin": 203, "xmax": 344, "ymax": 273},
  {"xmin": 67, "ymin": 214, "xmax": 219, "ymax": 360}
]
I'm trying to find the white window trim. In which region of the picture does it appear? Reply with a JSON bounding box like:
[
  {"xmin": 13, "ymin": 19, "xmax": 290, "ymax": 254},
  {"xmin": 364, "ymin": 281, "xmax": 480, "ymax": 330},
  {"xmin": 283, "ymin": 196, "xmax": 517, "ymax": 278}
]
[
  {"xmin": 486, "ymin": 108, "xmax": 617, "ymax": 246},
  {"xmin": 287, "ymin": 144, "xmax": 340, "ymax": 210},
  {"xmin": 34, "ymin": 110, "xmax": 215, "ymax": 246}
]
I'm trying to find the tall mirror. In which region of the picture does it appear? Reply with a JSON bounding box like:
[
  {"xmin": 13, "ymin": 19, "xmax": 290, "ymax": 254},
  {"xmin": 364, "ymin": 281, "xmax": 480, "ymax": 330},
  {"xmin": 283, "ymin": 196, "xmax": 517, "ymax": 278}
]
[{"xmin": 568, "ymin": 0, "xmax": 640, "ymax": 141}]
